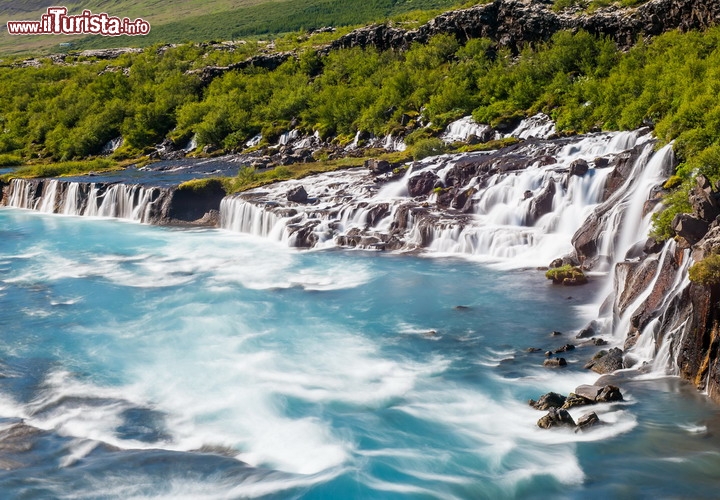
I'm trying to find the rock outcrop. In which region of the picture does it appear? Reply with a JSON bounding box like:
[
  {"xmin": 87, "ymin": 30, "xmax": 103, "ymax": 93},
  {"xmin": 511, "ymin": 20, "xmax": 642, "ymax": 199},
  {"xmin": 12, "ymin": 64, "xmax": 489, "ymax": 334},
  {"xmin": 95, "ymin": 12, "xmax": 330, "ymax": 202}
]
[{"xmin": 329, "ymin": 0, "xmax": 720, "ymax": 54}]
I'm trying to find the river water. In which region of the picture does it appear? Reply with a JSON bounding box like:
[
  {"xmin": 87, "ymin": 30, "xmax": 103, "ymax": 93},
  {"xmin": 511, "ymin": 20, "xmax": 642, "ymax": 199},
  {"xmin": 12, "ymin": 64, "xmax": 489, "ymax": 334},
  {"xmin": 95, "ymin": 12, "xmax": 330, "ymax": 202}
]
[{"xmin": 2, "ymin": 208, "xmax": 720, "ymax": 499}]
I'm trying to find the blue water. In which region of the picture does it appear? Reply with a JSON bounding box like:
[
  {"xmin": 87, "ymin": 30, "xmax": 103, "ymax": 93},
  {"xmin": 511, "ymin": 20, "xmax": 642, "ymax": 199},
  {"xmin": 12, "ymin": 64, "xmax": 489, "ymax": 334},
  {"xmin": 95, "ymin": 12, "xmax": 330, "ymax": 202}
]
[
  {"xmin": 62, "ymin": 157, "xmax": 243, "ymax": 187},
  {"xmin": 1, "ymin": 208, "xmax": 720, "ymax": 499}
]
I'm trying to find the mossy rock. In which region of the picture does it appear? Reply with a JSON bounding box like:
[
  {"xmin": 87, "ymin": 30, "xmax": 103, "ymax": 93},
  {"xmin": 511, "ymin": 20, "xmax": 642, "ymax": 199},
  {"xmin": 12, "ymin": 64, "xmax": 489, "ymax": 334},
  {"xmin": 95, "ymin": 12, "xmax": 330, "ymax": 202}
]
[{"xmin": 545, "ymin": 265, "xmax": 588, "ymax": 285}]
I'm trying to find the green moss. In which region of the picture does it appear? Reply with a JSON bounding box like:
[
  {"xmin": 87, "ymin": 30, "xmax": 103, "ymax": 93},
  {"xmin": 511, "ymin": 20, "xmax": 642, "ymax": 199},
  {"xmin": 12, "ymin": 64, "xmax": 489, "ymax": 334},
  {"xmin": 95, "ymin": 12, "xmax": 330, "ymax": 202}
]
[
  {"xmin": 663, "ymin": 175, "xmax": 683, "ymax": 190},
  {"xmin": 0, "ymin": 159, "xmax": 117, "ymax": 182},
  {"xmin": 177, "ymin": 177, "xmax": 228, "ymax": 194},
  {"xmin": 689, "ymin": 254, "xmax": 720, "ymax": 286},
  {"xmin": 545, "ymin": 265, "xmax": 588, "ymax": 285}
]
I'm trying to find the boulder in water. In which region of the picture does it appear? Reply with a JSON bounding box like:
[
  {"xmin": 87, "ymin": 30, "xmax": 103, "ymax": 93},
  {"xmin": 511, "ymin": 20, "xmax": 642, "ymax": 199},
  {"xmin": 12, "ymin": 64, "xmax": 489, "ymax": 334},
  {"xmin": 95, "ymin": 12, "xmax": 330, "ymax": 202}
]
[
  {"xmin": 569, "ymin": 159, "xmax": 589, "ymax": 177},
  {"xmin": 544, "ymin": 357, "xmax": 568, "ymax": 367},
  {"xmin": 286, "ymin": 185, "xmax": 309, "ymax": 204},
  {"xmin": 584, "ymin": 347, "xmax": 624, "ymax": 374},
  {"xmin": 576, "ymin": 411, "xmax": 601, "ymax": 430},
  {"xmin": 537, "ymin": 408, "xmax": 576, "ymax": 429},
  {"xmin": 529, "ymin": 391, "xmax": 567, "ymax": 410}
]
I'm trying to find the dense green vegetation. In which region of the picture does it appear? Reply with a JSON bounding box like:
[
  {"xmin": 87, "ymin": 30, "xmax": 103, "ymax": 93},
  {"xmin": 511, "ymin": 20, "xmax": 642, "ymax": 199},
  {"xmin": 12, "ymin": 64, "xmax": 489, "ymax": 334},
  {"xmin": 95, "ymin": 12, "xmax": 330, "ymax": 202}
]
[
  {"xmin": 689, "ymin": 254, "xmax": 720, "ymax": 286},
  {"xmin": 1, "ymin": 17, "xmax": 720, "ymax": 223}
]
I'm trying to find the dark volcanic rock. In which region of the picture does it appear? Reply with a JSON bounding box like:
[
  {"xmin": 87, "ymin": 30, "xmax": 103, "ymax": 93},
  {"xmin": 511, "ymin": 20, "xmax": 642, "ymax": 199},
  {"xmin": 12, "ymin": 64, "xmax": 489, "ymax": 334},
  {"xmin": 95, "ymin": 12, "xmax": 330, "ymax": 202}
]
[
  {"xmin": 562, "ymin": 393, "xmax": 595, "ymax": 410},
  {"xmin": 576, "ymin": 411, "xmax": 600, "ymax": 430},
  {"xmin": 528, "ymin": 179, "xmax": 556, "ymax": 223},
  {"xmin": 573, "ymin": 384, "xmax": 623, "ymax": 403},
  {"xmin": 169, "ymin": 181, "xmax": 226, "ymax": 224},
  {"xmin": 584, "ymin": 347, "xmax": 624, "ymax": 374},
  {"xmin": 576, "ymin": 320, "xmax": 599, "ymax": 339},
  {"xmin": 544, "ymin": 357, "xmax": 568, "ymax": 367},
  {"xmin": 597, "ymin": 385, "xmax": 624, "ymax": 402},
  {"xmin": 569, "ymin": 159, "xmax": 589, "ymax": 177},
  {"xmin": 286, "ymin": 185, "xmax": 309, "ymax": 204},
  {"xmin": 366, "ymin": 159, "xmax": 393, "ymax": 175},
  {"xmin": 554, "ymin": 344, "xmax": 575, "ymax": 353},
  {"xmin": 690, "ymin": 174, "xmax": 720, "ymax": 222},
  {"xmin": 329, "ymin": 0, "xmax": 720, "ymax": 56},
  {"xmin": 538, "ymin": 408, "xmax": 576, "ymax": 429},
  {"xmin": 643, "ymin": 237, "xmax": 665, "ymax": 254},
  {"xmin": 408, "ymin": 171, "xmax": 439, "ymax": 197},
  {"xmin": 672, "ymin": 213, "xmax": 710, "ymax": 245},
  {"xmin": 529, "ymin": 392, "xmax": 567, "ymax": 410}
]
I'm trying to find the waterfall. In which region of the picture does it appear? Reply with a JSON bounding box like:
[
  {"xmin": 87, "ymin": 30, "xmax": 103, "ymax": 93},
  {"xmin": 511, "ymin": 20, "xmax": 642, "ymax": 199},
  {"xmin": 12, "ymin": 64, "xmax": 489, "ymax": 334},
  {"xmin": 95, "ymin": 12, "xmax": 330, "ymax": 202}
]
[
  {"xmin": 441, "ymin": 116, "xmax": 495, "ymax": 143},
  {"xmin": 219, "ymin": 129, "xmax": 673, "ymax": 267},
  {"xmin": 2, "ymin": 178, "xmax": 170, "ymax": 224},
  {"xmin": 183, "ymin": 134, "xmax": 197, "ymax": 153}
]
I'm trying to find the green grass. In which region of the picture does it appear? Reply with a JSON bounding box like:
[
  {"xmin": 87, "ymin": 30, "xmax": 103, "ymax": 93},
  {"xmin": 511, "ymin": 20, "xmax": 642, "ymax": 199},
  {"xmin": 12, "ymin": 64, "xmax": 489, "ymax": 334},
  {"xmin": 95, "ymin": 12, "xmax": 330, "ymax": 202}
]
[
  {"xmin": 56, "ymin": 0, "xmax": 466, "ymax": 52},
  {"xmin": 0, "ymin": 158, "xmax": 118, "ymax": 182}
]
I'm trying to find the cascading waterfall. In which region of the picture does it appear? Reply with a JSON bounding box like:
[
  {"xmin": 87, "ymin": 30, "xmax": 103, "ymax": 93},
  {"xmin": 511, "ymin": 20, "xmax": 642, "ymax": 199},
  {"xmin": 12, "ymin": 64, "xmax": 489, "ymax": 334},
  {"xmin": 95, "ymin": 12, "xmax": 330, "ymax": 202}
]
[
  {"xmin": 2, "ymin": 178, "xmax": 170, "ymax": 224},
  {"xmin": 219, "ymin": 130, "xmax": 672, "ymax": 268}
]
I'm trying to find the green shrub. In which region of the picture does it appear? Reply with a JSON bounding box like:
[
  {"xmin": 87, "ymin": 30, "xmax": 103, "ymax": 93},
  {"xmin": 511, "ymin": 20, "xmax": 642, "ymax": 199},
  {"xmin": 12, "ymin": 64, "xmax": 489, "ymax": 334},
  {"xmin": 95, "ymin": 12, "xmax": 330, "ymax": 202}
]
[
  {"xmin": 650, "ymin": 181, "xmax": 693, "ymax": 241},
  {"xmin": 412, "ymin": 138, "xmax": 447, "ymax": 160},
  {"xmin": 689, "ymin": 254, "xmax": 720, "ymax": 286},
  {"xmin": 0, "ymin": 154, "xmax": 22, "ymax": 167},
  {"xmin": 177, "ymin": 177, "xmax": 227, "ymax": 193}
]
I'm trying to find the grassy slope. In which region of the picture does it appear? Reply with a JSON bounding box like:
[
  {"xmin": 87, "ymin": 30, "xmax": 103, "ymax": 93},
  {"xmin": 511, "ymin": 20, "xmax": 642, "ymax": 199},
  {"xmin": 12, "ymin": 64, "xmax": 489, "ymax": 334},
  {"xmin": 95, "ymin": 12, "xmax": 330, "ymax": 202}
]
[
  {"xmin": 0, "ymin": 0, "xmax": 463, "ymax": 55},
  {"xmin": 0, "ymin": 0, "xmax": 287, "ymax": 55}
]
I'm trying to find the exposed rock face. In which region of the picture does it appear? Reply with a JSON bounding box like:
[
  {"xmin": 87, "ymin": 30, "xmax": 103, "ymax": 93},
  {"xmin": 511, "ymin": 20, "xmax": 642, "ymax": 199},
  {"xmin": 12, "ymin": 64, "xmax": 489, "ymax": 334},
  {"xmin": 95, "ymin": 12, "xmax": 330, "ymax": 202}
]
[
  {"xmin": 528, "ymin": 178, "xmax": 556, "ymax": 223},
  {"xmin": 329, "ymin": 0, "xmax": 720, "ymax": 55},
  {"xmin": 187, "ymin": 52, "xmax": 295, "ymax": 85},
  {"xmin": 185, "ymin": 0, "xmax": 720, "ymax": 85},
  {"xmin": 169, "ymin": 182, "xmax": 227, "ymax": 224}
]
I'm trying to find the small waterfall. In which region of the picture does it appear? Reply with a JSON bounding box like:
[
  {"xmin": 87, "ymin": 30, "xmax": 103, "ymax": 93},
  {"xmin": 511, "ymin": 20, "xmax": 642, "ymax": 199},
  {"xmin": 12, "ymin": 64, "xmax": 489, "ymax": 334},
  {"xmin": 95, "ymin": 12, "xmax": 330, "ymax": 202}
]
[
  {"xmin": 183, "ymin": 134, "xmax": 197, "ymax": 153},
  {"xmin": 507, "ymin": 113, "xmax": 557, "ymax": 140},
  {"xmin": 596, "ymin": 144, "xmax": 674, "ymax": 264},
  {"xmin": 219, "ymin": 196, "xmax": 287, "ymax": 241},
  {"xmin": 101, "ymin": 136, "xmax": 123, "ymax": 154},
  {"xmin": 441, "ymin": 116, "xmax": 495, "ymax": 143},
  {"xmin": 3, "ymin": 178, "xmax": 169, "ymax": 224}
]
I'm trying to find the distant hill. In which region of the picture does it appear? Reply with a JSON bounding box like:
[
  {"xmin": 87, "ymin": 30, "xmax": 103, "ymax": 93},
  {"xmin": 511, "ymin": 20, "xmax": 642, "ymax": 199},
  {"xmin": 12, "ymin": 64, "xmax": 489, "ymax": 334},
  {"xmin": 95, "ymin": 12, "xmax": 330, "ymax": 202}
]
[{"xmin": 0, "ymin": 0, "xmax": 465, "ymax": 55}]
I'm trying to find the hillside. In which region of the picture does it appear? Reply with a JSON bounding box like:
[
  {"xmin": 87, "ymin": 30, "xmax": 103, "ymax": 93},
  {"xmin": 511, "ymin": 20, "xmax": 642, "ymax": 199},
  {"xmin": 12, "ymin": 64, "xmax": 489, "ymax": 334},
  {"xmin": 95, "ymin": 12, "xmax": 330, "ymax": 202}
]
[{"xmin": 0, "ymin": 0, "xmax": 464, "ymax": 55}]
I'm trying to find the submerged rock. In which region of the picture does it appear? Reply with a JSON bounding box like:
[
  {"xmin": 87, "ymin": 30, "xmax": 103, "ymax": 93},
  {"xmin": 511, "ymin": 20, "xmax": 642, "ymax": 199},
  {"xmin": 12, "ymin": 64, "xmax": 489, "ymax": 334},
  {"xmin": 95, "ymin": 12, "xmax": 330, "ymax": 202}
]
[{"xmin": 544, "ymin": 357, "xmax": 568, "ymax": 367}]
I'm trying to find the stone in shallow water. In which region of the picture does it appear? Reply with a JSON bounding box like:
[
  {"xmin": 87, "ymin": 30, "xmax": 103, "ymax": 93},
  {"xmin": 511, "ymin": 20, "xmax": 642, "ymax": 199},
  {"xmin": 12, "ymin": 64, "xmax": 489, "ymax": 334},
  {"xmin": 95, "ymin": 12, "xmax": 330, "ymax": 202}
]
[
  {"xmin": 529, "ymin": 392, "xmax": 567, "ymax": 411},
  {"xmin": 543, "ymin": 357, "xmax": 567, "ymax": 367},
  {"xmin": 576, "ymin": 411, "xmax": 601, "ymax": 431},
  {"xmin": 562, "ymin": 392, "xmax": 595, "ymax": 410},
  {"xmin": 537, "ymin": 408, "xmax": 576, "ymax": 429},
  {"xmin": 584, "ymin": 347, "xmax": 624, "ymax": 374}
]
